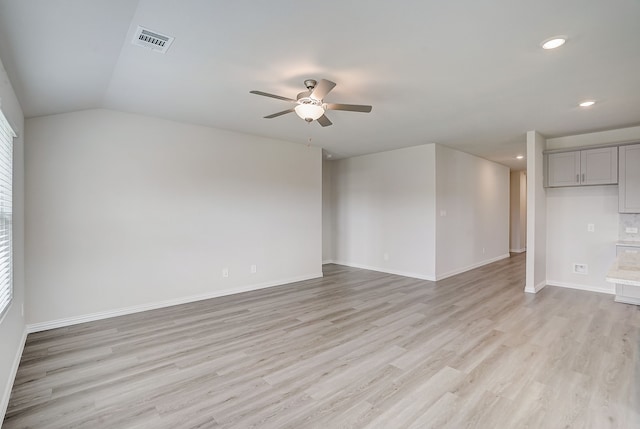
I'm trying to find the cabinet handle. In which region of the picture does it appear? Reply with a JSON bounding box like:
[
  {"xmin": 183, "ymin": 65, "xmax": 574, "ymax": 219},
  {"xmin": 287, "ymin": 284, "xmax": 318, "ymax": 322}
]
[
  {"xmin": 582, "ymin": 173, "xmax": 585, "ymax": 182},
  {"xmin": 576, "ymin": 174, "xmax": 579, "ymax": 182}
]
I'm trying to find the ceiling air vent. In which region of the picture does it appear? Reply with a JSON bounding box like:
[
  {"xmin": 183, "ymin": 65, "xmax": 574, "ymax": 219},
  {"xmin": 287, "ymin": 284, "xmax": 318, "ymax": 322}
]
[{"xmin": 132, "ymin": 26, "xmax": 174, "ymax": 53}]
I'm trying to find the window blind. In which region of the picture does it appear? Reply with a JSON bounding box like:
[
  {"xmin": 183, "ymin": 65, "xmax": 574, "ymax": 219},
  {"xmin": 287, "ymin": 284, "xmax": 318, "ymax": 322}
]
[{"xmin": 0, "ymin": 108, "xmax": 15, "ymax": 320}]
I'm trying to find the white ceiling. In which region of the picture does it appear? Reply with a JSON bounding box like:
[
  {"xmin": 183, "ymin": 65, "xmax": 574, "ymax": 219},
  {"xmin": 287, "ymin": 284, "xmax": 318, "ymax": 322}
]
[{"xmin": 1, "ymin": 0, "xmax": 639, "ymax": 169}]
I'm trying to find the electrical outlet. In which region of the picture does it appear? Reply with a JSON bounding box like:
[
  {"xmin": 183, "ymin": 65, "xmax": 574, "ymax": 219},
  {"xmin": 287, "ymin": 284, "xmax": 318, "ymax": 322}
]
[
  {"xmin": 625, "ymin": 227, "xmax": 639, "ymax": 234},
  {"xmin": 250, "ymin": 264, "xmax": 257, "ymax": 274},
  {"xmin": 573, "ymin": 263, "xmax": 588, "ymax": 275},
  {"xmin": 383, "ymin": 252, "xmax": 389, "ymax": 261},
  {"xmin": 482, "ymin": 247, "xmax": 486, "ymax": 254},
  {"xmin": 222, "ymin": 268, "xmax": 229, "ymax": 278}
]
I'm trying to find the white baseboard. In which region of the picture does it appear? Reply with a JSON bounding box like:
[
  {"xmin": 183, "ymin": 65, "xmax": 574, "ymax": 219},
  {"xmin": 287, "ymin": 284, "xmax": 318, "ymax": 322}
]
[
  {"xmin": 331, "ymin": 260, "xmax": 436, "ymax": 281},
  {"xmin": 332, "ymin": 254, "xmax": 512, "ymax": 282},
  {"xmin": 322, "ymin": 260, "xmax": 335, "ymax": 265},
  {"xmin": 524, "ymin": 280, "xmax": 547, "ymax": 294},
  {"xmin": 545, "ymin": 280, "xmax": 614, "ymax": 295},
  {"xmin": 435, "ymin": 253, "xmax": 511, "ymax": 281},
  {"xmin": 27, "ymin": 273, "xmax": 323, "ymax": 333},
  {"xmin": 1, "ymin": 326, "xmax": 27, "ymax": 423},
  {"xmin": 510, "ymin": 248, "xmax": 526, "ymax": 253}
]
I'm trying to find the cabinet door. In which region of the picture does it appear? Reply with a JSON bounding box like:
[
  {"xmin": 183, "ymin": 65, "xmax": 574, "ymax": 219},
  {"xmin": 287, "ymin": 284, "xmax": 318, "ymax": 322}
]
[
  {"xmin": 581, "ymin": 147, "xmax": 618, "ymax": 185},
  {"xmin": 619, "ymin": 144, "xmax": 640, "ymax": 213},
  {"xmin": 547, "ymin": 151, "xmax": 580, "ymax": 187}
]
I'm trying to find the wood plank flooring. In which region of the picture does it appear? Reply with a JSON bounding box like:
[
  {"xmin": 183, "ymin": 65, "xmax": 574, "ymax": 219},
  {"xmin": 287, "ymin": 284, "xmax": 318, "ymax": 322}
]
[{"xmin": 4, "ymin": 253, "xmax": 640, "ymax": 428}]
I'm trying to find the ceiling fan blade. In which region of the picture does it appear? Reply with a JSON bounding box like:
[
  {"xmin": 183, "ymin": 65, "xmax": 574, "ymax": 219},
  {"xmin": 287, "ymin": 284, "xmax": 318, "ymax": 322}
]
[
  {"xmin": 264, "ymin": 108, "xmax": 295, "ymax": 119},
  {"xmin": 250, "ymin": 90, "xmax": 297, "ymax": 103},
  {"xmin": 325, "ymin": 103, "xmax": 372, "ymax": 113},
  {"xmin": 316, "ymin": 114, "xmax": 333, "ymax": 127},
  {"xmin": 310, "ymin": 79, "xmax": 336, "ymax": 100}
]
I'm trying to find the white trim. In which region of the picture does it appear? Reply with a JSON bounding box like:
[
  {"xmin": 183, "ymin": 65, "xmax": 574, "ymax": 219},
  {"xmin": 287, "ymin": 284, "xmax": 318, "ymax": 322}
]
[
  {"xmin": 614, "ymin": 295, "xmax": 640, "ymax": 305},
  {"xmin": 27, "ymin": 273, "xmax": 323, "ymax": 333},
  {"xmin": 509, "ymin": 248, "xmax": 526, "ymax": 253},
  {"xmin": 606, "ymin": 276, "xmax": 640, "ymax": 287},
  {"xmin": 331, "ymin": 261, "xmax": 436, "ymax": 281},
  {"xmin": 435, "ymin": 254, "xmax": 511, "ymax": 281},
  {"xmin": 1, "ymin": 326, "xmax": 27, "ymax": 422},
  {"xmin": 545, "ymin": 280, "xmax": 614, "ymax": 295},
  {"xmin": 524, "ymin": 280, "xmax": 547, "ymax": 294}
]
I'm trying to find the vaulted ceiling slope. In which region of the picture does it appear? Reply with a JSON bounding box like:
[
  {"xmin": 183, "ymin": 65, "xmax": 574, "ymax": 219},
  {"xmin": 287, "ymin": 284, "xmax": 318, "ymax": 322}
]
[{"xmin": 1, "ymin": 0, "xmax": 639, "ymax": 167}]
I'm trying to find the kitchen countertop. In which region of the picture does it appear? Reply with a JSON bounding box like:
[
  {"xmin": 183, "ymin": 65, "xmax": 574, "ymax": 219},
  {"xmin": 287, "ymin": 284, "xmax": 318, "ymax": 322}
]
[
  {"xmin": 616, "ymin": 240, "xmax": 640, "ymax": 248},
  {"xmin": 606, "ymin": 252, "xmax": 640, "ymax": 286}
]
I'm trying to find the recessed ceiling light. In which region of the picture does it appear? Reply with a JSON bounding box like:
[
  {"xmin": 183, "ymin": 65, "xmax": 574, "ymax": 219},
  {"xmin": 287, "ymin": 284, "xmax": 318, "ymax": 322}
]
[
  {"xmin": 541, "ymin": 37, "xmax": 567, "ymax": 50},
  {"xmin": 579, "ymin": 100, "xmax": 596, "ymax": 107},
  {"xmin": 516, "ymin": 155, "xmax": 524, "ymax": 160}
]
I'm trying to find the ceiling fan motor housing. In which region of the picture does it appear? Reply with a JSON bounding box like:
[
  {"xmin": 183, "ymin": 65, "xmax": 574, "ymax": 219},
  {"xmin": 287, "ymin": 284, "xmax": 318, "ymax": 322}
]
[
  {"xmin": 297, "ymin": 98, "xmax": 323, "ymax": 107},
  {"xmin": 303, "ymin": 79, "xmax": 317, "ymax": 90}
]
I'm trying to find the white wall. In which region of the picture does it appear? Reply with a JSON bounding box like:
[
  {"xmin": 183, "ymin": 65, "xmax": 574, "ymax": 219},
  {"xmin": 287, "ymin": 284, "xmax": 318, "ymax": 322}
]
[
  {"xmin": 330, "ymin": 143, "xmax": 510, "ymax": 281},
  {"xmin": 544, "ymin": 126, "xmax": 640, "ymax": 294},
  {"xmin": 322, "ymin": 159, "xmax": 334, "ymax": 263},
  {"xmin": 519, "ymin": 172, "xmax": 527, "ymax": 251},
  {"xmin": 510, "ymin": 170, "xmax": 526, "ymax": 252},
  {"xmin": 525, "ymin": 131, "xmax": 547, "ymax": 293},
  {"xmin": 332, "ymin": 145, "xmax": 437, "ymax": 279},
  {"xmin": 25, "ymin": 109, "xmax": 322, "ymax": 327},
  {"xmin": 546, "ymin": 186, "xmax": 618, "ymax": 293},
  {"xmin": 434, "ymin": 145, "xmax": 510, "ymax": 278},
  {"xmin": 0, "ymin": 56, "xmax": 26, "ymax": 421}
]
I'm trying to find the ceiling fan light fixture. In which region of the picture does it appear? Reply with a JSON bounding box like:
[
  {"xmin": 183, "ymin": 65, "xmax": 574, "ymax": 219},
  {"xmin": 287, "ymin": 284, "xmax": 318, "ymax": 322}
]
[{"xmin": 295, "ymin": 100, "xmax": 325, "ymax": 121}]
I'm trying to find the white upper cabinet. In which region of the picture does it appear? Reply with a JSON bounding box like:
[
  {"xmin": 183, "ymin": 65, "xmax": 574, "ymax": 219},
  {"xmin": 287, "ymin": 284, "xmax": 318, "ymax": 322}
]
[
  {"xmin": 546, "ymin": 147, "xmax": 618, "ymax": 187},
  {"xmin": 580, "ymin": 147, "xmax": 618, "ymax": 185},
  {"xmin": 619, "ymin": 144, "xmax": 640, "ymax": 213},
  {"xmin": 546, "ymin": 151, "xmax": 580, "ymax": 187}
]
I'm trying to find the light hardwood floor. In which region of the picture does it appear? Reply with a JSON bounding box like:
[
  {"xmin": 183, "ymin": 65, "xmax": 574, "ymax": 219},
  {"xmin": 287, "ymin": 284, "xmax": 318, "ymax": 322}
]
[{"xmin": 4, "ymin": 253, "xmax": 640, "ymax": 428}]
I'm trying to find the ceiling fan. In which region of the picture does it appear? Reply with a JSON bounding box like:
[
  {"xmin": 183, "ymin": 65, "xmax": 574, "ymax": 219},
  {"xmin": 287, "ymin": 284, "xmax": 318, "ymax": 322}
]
[{"xmin": 250, "ymin": 79, "xmax": 372, "ymax": 127}]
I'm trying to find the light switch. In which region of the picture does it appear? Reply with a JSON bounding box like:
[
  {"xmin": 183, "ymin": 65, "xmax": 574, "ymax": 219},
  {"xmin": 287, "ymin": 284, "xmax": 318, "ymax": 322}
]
[{"xmin": 587, "ymin": 224, "xmax": 595, "ymax": 232}]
